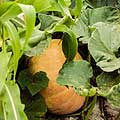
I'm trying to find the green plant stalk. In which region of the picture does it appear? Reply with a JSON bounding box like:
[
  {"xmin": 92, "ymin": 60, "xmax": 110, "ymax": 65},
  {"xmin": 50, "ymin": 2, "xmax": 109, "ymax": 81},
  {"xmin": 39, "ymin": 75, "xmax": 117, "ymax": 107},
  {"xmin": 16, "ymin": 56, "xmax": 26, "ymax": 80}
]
[{"xmin": 84, "ymin": 95, "xmax": 97, "ymax": 120}]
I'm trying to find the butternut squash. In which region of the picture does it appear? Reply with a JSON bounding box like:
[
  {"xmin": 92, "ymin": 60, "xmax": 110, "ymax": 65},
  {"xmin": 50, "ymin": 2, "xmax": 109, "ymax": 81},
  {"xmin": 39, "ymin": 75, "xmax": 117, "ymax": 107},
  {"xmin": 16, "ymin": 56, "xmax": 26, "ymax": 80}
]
[{"xmin": 29, "ymin": 39, "xmax": 85, "ymax": 115}]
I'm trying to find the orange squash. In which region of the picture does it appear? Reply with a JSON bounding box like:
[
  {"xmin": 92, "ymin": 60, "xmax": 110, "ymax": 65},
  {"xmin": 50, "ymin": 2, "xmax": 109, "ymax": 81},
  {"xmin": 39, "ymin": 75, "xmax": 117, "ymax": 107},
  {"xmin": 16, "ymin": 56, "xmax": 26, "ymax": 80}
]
[{"xmin": 29, "ymin": 39, "xmax": 85, "ymax": 115}]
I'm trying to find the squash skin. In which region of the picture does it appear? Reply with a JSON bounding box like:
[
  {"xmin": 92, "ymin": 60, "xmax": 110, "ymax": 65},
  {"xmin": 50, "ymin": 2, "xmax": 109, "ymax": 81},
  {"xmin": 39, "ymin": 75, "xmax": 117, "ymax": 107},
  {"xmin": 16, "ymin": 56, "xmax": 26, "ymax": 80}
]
[{"xmin": 29, "ymin": 39, "xmax": 85, "ymax": 115}]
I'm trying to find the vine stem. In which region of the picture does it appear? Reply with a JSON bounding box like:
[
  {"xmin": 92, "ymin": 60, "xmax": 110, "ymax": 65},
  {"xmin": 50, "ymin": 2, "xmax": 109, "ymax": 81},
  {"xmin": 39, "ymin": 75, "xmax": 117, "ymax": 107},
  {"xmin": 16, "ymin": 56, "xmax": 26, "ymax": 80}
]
[{"xmin": 84, "ymin": 95, "xmax": 97, "ymax": 120}]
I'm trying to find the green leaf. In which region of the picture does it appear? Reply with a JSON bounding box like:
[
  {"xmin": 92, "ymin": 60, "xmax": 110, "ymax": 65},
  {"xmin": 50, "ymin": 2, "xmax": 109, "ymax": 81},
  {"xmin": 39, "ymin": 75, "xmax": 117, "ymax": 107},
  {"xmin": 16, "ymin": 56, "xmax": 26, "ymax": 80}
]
[
  {"xmin": 42, "ymin": 0, "xmax": 61, "ymax": 12},
  {"xmin": 71, "ymin": 6, "xmax": 118, "ymax": 43},
  {"xmin": 23, "ymin": 29, "xmax": 52, "ymax": 56},
  {"xmin": 38, "ymin": 13, "xmax": 61, "ymax": 31},
  {"xmin": 25, "ymin": 95, "xmax": 47, "ymax": 120},
  {"xmin": 65, "ymin": 0, "xmax": 71, "ymax": 7},
  {"xmin": 3, "ymin": 81, "xmax": 27, "ymax": 120},
  {"xmin": 0, "ymin": 2, "xmax": 21, "ymax": 23},
  {"xmin": 86, "ymin": 0, "xmax": 118, "ymax": 8},
  {"xmin": 18, "ymin": 3, "xmax": 36, "ymax": 54},
  {"xmin": 0, "ymin": 2, "xmax": 14, "ymax": 16},
  {"xmin": 96, "ymin": 72, "xmax": 120, "ymax": 96},
  {"xmin": 0, "ymin": 101, "xmax": 4, "ymax": 120},
  {"xmin": 3, "ymin": 3, "xmax": 35, "ymax": 78},
  {"xmin": 52, "ymin": 24, "xmax": 78, "ymax": 61},
  {"xmin": 57, "ymin": 0, "xmax": 71, "ymax": 17},
  {"xmin": 71, "ymin": 0, "xmax": 82, "ymax": 18},
  {"xmin": 18, "ymin": 69, "xmax": 49, "ymax": 96},
  {"xmin": 88, "ymin": 7, "xmax": 119, "ymax": 25},
  {"xmin": 17, "ymin": 0, "xmax": 53, "ymax": 12},
  {"xmin": 17, "ymin": 69, "xmax": 33, "ymax": 89},
  {"xmin": 16, "ymin": 0, "xmax": 34, "ymax": 5},
  {"xmin": 21, "ymin": 91, "xmax": 47, "ymax": 120},
  {"xmin": 88, "ymin": 22, "xmax": 120, "ymax": 72},
  {"xmin": 17, "ymin": 0, "xmax": 71, "ymax": 15},
  {"xmin": 57, "ymin": 60, "xmax": 94, "ymax": 96},
  {"xmin": 33, "ymin": 0, "xmax": 55, "ymax": 12},
  {"xmin": 0, "ymin": 52, "xmax": 11, "ymax": 93},
  {"xmin": 19, "ymin": 0, "xmax": 61, "ymax": 13},
  {"xmin": 27, "ymin": 71, "xmax": 49, "ymax": 96},
  {"xmin": 4, "ymin": 21, "xmax": 21, "ymax": 79},
  {"xmin": 107, "ymin": 83, "xmax": 120, "ymax": 107}
]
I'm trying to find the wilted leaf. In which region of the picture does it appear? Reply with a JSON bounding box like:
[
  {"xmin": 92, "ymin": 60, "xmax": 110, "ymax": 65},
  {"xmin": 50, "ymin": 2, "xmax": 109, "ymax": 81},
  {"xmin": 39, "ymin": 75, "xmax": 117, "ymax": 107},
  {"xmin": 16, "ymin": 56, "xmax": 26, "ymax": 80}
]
[{"xmin": 88, "ymin": 22, "xmax": 120, "ymax": 72}]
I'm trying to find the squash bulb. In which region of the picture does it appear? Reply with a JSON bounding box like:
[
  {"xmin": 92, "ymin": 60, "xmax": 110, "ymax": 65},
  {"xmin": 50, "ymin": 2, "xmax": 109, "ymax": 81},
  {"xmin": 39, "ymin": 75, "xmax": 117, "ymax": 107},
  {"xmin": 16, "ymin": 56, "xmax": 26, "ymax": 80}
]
[{"xmin": 29, "ymin": 39, "xmax": 85, "ymax": 115}]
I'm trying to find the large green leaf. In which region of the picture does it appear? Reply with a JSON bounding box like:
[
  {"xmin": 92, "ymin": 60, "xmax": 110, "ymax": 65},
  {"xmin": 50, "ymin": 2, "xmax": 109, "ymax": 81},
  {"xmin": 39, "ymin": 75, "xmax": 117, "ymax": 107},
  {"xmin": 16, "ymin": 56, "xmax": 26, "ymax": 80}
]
[
  {"xmin": 21, "ymin": 91, "xmax": 47, "ymax": 120},
  {"xmin": 18, "ymin": 0, "xmax": 72, "ymax": 17},
  {"xmin": 0, "ymin": 52, "xmax": 11, "ymax": 93},
  {"xmin": 0, "ymin": 2, "xmax": 21, "ymax": 22},
  {"xmin": 57, "ymin": 60, "xmax": 94, "ymax": 96},
  {"xmin": 0, "ymin": 101, "xmax": 4, "ymax": 120},
  {"xmin": 57, "ymin": 0, "xmax": 71, "ymax": 17},
  {"xmin": 3, "ymin": 81, "xmax": 27, "ymax": 120},
  {"xmin": 88, "ymin": 22, "xmax": 120, "ymax": 72},
  {"xmin": 18, "ymin": 69, "xmax": 48, "ymax": 119},
  {"xmin": 107, "ymin": 83, "xmax": 120, "ymax": 107},
  {"xmin": 3, "ymin": 3, "xmax": 35, "ymax": 78},
  {"xmin": 96, "ymin": 72, "xmax": 120, "ymax": 96},
  {"xmin": 42, "ymin": 0, "xmax": 61, "ymax": 12},
  {"xmin": 27, "ymin": 72, "xmax": 49, "ymax": 96},
  {"xmin": 18, "ymin": 69, "xmax": 49, "ymax": 96},
  {"xmin": 38, "ymin": 13, "xmax": 61, "ymax": 31},
  {"xmin": 70, "ymin": 0, "xmax": 82, "ymax": 18},
  {"xmin": 96, "ymin": 71, "xmax": 120, "ymax": 107},
  {"xmin": 0, "ymin": 2, "xmax": 36, "ymax": 120},
  {"xmin": 17, "ymin": 69, "xmax": 33, "ymax": 89},
  {"xmin": 18, "ymin": 3, "xmax": 36, "ymax": 54},
  {"xmin": 86, "ymin": 0, "xmax": 117, "ymax": 8},
  {"xmin": 17, "ymin": 0, "xmax": 61, "ymax": 13},
  {"xmin": 52, "ymin": 24, "xmax": 78, "ymax": 61},
  {"xmin": 16, "ymin": 0, "xmax": 34, "ymax": 5},
  {"xmin": 0, "ymin": 2, "xmax": 14, "ymax": 16},
  {"xmin": 25, "ymin": 95, "xmax": 47, "ymax": 120},
  {"xmin": 22, "ymin": 29, "xmax": 52, "ymax": 56},
  {"xmin": 71, "ymin": 6, "xmax": 118, "ymax": 43},
  {"xmin": 4, "ymin": 21, "xmax": 21, "ymax": 78}
]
